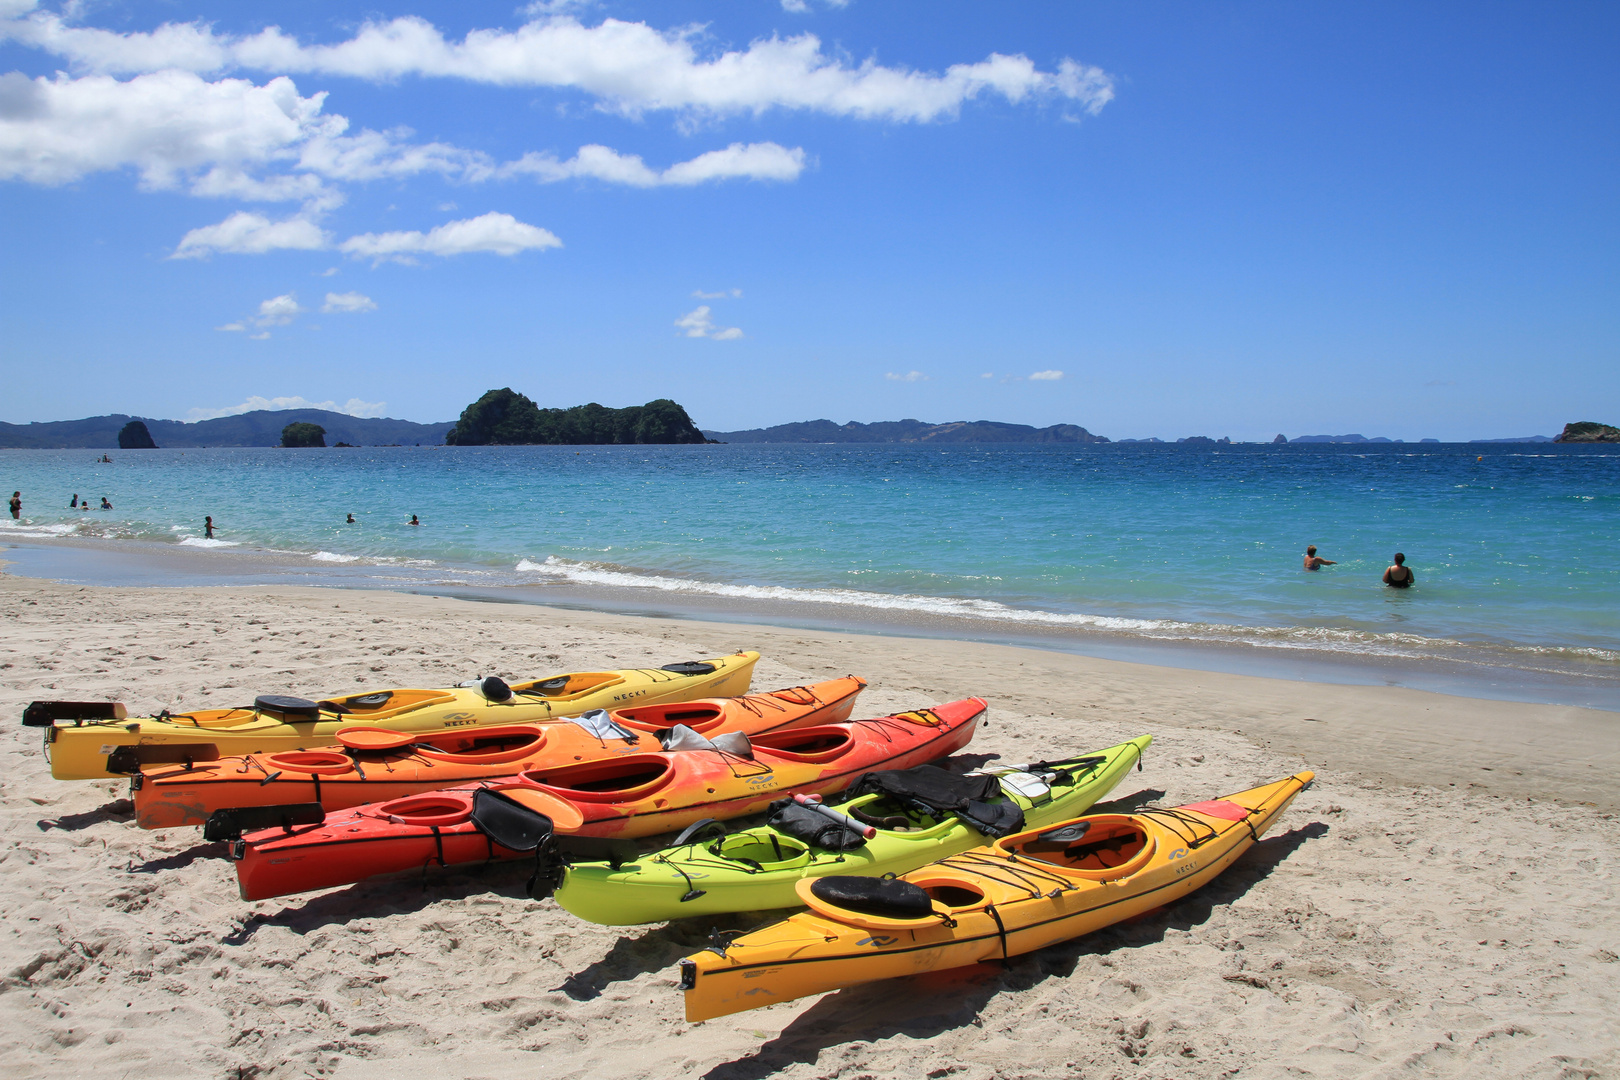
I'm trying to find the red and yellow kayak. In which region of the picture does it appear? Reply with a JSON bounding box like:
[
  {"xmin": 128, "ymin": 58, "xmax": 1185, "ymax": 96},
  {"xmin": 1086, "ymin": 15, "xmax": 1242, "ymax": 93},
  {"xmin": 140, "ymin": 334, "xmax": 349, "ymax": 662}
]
[
  {"xmin": 678, "ymin": 771, "xmax": 1314, "ymax": 1021},
  {"xmin": 130, "ymin": 678, "xmax": 867, "ymax": 830},
  {"xmin": 230, "ymin": 699, "xmax": 986, "ymax": 902}
]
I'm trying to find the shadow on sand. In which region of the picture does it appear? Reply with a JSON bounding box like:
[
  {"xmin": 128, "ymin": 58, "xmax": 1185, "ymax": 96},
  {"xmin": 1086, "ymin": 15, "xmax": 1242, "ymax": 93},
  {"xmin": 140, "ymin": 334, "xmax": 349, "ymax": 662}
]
[
  {"xmin": 38, "ymin": 799, "xmax": 135, "ymax": 832},
  {"xmin": 128, "ymin": 840, "xmax": 228, "ymax": 873},
  {"xmin": 553, "ymin": 912, "xmax": 775, "ymax": 1001},
  {"xmin": 698, "ymin": 821, "xmax": 1329, "ymax": 1080},
  {"xmin": 218, "ymin": 859, "xmax": 540, "ymax": 945}
]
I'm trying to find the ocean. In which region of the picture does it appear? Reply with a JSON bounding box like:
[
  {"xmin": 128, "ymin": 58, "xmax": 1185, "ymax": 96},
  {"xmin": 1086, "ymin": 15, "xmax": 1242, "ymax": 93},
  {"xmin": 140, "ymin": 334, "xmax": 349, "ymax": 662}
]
[{"xmin": 3, "ymin": 442, "xmax": 1617, "ymax": 709}]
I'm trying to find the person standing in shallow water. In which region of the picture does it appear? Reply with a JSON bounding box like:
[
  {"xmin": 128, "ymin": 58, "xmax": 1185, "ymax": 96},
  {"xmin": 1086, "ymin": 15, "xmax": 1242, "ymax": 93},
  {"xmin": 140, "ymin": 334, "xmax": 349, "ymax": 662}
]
[
  {"xmin": 1303, "ymin": 545, "xmax": 1336, "ymax": 570},
  {"xmin": 8, "ymin": 491, "xmax": 19, "ymax": 519},
  {"xmin": 204, "ymin": 516, "xmax": 215, "ymax": 539},
  {"xmin": 1383, "ymin": 552, "xmax": 1415, "ymax": 588}
]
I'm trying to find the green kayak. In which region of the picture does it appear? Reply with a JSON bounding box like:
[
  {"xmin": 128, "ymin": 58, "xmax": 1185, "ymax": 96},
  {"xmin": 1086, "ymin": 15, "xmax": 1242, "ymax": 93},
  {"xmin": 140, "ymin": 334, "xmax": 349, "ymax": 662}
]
[{"xmin": 551, "ymin": 734, "xmax": 1152, "ymax": 926}]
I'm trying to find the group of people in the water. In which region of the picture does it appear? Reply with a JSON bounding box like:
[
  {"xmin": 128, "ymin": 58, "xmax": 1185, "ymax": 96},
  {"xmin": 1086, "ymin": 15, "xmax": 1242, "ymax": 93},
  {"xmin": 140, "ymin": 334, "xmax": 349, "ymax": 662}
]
[{"xmin": 1304, "ymin": 545, "xmax": 1416, "ymax": 588}]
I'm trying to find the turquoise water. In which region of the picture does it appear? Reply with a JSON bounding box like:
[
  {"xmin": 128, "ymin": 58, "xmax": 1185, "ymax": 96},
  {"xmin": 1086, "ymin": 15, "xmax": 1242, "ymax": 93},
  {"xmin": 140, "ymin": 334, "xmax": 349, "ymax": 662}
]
[{"xmin": 3, "ymin": 443, "xmax": 1618, "ymax": 697}]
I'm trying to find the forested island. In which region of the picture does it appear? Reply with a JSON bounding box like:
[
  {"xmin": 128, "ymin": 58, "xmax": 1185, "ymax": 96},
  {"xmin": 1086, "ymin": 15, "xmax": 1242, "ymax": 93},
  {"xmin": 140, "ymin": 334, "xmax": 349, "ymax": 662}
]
[{"xmin": 444, "ymin": 389, "xmax": 709, "ymax": 445}]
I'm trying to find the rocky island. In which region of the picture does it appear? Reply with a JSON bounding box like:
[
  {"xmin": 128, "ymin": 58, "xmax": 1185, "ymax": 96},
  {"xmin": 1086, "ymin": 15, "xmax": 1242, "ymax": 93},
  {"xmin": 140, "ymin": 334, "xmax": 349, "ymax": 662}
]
[{"xmin": 1554, "ymin": 421, "xmax": 1620, "ymax": 443}]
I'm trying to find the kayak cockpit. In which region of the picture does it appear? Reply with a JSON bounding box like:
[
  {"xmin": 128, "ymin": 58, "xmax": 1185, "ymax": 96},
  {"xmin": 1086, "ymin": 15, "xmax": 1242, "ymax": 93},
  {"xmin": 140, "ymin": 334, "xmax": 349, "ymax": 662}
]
[
  {"xmin": 750, "ymin": 726, "xmax": 853, "ymax": 762},
  {"xmin": 520, "ymin": 756, "xmax": 674, "ymax": 801},
  {"xmin": 1003, "ymin": 814, "xmax": 1157, "ymax": 880},
  {"xmin": 615, "ymin": 703, "xmax": 726, "ymax": 733},
  {"xmin": 511, "ymin": 672, "xmax": 624, "ymax": 699}
]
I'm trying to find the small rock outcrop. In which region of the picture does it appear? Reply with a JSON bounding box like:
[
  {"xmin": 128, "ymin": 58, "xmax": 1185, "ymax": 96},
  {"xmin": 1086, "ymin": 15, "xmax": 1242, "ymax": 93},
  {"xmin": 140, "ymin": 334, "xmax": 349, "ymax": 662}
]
[
  {"xmin": 116, "ymin": 420, "xmax": 158, "ymax": 449},
  {"xmin": 1554, "ymin": 421, "xmax": 1620, "ymax": 443},
  {"xmin": 1272, "ymin": 433, "xmax": 1288, "ymax": 444}
]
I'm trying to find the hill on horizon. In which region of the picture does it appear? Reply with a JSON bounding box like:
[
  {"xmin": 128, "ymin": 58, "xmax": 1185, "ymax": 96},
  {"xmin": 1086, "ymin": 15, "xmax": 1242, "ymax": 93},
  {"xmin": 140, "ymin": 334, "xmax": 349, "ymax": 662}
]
[
  {"xmin": 703, "ymin": 418, "xmax": 1109, "ymax": 444},
  {"xmin": 0, "ymin": 410, "xmax": 454, "ymax": 449}
]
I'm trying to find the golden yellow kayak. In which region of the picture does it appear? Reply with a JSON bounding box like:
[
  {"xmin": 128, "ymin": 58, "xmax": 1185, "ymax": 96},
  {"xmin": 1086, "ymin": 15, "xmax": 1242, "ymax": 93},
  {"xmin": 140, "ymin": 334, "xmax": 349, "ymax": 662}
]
[
  {"xmin": 679, "ymin": 770, "xmax": 1313, "ymax": 1021},
  {"xmin": 28, "ymin": 652, "xmax": 759, "ymax": 781}
]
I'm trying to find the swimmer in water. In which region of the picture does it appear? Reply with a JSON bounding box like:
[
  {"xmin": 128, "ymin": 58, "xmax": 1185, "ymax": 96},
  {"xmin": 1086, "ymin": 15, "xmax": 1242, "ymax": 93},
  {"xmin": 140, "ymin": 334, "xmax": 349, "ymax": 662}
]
[
  {"xmin": 1383, "ymin": 552, "xmax": 1414, "ymax": 588},
  {"xmin": 346, "ymin": 513, "xmax": 355, "ymax": 524},
  {"xmin": 1303, "ymin": 545, "xmax": 1336, "ymax": 570},
  {"xmin": 408, "ymin": 514, "xmax": 419, "ymax": 526}
]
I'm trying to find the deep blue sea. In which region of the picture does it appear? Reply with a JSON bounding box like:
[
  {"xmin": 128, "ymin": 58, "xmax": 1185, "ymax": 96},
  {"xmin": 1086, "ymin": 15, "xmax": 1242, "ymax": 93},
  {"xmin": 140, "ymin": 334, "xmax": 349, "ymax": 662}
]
[{"xmin": 3, "ymin": 442, "xmax": 1617, "ymax": 707}]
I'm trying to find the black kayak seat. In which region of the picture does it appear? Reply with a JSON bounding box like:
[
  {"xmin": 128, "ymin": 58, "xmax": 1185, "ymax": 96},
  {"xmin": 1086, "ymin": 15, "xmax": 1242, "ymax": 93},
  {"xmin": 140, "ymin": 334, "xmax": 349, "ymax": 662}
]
[
  {"xmin": 470, "ymin": 788, "xmax": 554, "ymax": 852},
  {"xmin": 1026, "ymin": 820, "xmax": 1091, "ymax": 852},
  {"xmin": 255, "ymin": 695, "xmax": 322, "ymax": 718},
  {"xmin": 480, "ymin": 676, "xmax": 513, "ymax": 703},
  {"xmin": 810, "ymin": 875, "xmax": 934, "ymax": 920},
  {"xmin": 660, "ymin": 661, "xmax": 717, "ymax": 676}
]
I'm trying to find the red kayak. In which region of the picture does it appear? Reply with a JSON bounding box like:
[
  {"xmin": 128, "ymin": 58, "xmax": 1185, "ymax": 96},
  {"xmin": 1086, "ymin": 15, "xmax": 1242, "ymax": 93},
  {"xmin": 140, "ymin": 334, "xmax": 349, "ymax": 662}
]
[{"xmin": 230, "ymin": 700, "xmax": 985, "ymax": 901}]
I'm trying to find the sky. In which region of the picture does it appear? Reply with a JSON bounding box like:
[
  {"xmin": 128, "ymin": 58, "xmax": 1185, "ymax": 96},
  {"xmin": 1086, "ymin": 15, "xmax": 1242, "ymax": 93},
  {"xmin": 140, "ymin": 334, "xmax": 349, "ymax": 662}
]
[{"xmin": 1, "ymin": 1, "xmax": 1616, "ymax": 441}]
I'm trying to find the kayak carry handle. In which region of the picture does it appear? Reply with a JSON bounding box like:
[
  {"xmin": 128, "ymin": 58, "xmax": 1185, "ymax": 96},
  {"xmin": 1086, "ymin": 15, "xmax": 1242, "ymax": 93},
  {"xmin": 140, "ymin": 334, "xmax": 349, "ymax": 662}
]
[
  {"xmin": 23, "ymin": 701, "xmax": 127, "ymax": 727},
  {"xmin": 203, "ymin": 802, "xmax": 326, "ymax": 843}
]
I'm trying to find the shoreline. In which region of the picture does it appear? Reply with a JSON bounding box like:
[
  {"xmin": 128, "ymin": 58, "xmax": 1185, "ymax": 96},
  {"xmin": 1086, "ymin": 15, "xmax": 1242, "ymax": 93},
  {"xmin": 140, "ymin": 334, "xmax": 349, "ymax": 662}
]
[
  {"xmin": 2, "ymin": 572, "xmax": 1617, "ymax": 1078},
  {"xmin": 4, "ymin": 532, "xmax": 1618, "ymax": 713}
]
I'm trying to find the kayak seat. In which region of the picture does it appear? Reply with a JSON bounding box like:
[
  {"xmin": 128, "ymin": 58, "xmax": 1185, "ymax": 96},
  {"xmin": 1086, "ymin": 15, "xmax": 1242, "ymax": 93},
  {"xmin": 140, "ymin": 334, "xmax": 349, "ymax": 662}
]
[
  {"xmin": 1027, "ymin": 820, "xmax": 1091, "ymax": 853},
  {"xmin": 810, "ymin": 875, "xmax": 934, "ymax": 920},
  {"xmin": 470, "ymin": 788, "xmax": 554, "ymax": 852}
]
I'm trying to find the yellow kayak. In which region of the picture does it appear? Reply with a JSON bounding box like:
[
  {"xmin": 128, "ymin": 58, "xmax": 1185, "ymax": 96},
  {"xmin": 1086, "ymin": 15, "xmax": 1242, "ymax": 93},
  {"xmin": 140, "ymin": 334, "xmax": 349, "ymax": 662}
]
[
  {"xmin": 679, "ymin": 770, "xmax": 1313, "ymax": 1021},
  {"xmin": 29, "ymin": 652, "xmax": 759, "ymax": 780}
]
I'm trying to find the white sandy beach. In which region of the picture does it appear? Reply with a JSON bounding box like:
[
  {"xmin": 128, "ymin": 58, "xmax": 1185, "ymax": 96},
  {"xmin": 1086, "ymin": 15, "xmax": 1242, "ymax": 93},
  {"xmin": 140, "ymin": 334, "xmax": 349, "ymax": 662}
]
[{"xmin": 1, "ymin": 573, "xmax": 1617, "ymax": 1080}]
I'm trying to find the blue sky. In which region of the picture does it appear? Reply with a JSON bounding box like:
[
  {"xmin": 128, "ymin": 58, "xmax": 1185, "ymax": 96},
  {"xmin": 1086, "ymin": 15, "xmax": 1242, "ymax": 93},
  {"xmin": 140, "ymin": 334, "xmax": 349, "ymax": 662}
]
[{"xmin": 1, "ymin": 1, "xmax": 1615, "ymax": 440}]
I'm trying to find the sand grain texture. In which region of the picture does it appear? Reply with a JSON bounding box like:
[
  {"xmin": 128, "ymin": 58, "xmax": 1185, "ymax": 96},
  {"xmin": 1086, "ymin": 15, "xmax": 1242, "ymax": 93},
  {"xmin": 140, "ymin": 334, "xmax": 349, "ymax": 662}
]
[{"xmin": 1, "ymin": 576, "xmax": 1616, "ymax": 1079}]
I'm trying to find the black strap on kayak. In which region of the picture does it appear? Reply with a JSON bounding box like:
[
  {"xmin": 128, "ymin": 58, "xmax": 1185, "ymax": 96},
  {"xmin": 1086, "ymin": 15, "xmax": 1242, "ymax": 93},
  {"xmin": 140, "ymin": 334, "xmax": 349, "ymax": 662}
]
[
  {"xmin": 430, "ymin": 825, "xmax": 445, "ymax": 867},
  {"xmin": 986, "ymin": 903, "xmax": 1010, "ymax": 961},
  {"xmin": 310, "ymin": 772, "xmax": 321, "ymax": 804},
  {"xmin": 1138, "ymin": 807, "xmax": 1220, "ymax": 849},
  {"xmin": 941, "ymin": 851, "xmax": 1074, "ymax": 898}
]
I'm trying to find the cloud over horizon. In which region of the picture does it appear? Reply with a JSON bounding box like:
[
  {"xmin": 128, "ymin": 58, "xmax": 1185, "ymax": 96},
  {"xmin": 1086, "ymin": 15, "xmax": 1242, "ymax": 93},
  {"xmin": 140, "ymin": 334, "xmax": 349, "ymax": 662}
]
[{"xmin": 183, "ymin": 394, "xmax": 389, "ymax": 421}]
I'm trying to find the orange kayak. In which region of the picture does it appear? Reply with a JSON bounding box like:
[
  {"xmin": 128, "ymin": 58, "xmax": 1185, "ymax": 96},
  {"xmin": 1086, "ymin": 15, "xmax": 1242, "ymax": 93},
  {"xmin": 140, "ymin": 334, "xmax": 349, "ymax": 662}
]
[
  {"xmin": 229, "ymin": 699, "xmax": 986, "ymax": 902},
  {"xmin": 131, "ymin": 678, "xmax": 867, "ymax": 830}
]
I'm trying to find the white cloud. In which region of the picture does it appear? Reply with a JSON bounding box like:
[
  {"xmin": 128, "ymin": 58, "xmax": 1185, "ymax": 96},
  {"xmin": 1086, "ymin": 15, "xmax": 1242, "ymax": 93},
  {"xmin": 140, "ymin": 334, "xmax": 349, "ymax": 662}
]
[
  {"xmin": 173, "ymin": 210, "xmax": 328, "ymax": 258},
  {"xmin": 693, "ymin": 288, "xmax": 742, "ymax": 300},
  {"xmin": 318, "ymin": 266, "xmax": 338, "ymax": 276},
  {"xmin": 675, "ymin": 305, "xmax": 742, "ymax": 340},
  {"xmin": 0, "ymin": 66, "xmax": 803, "ymax": 250},
  {"xmin": 499, "ymin": 142, "xmax": 805, "ymax": 186},
  {"xmin": 185, "ymin": 395, "xmax": 389, "ymax": 421},
  {"xmin": 322, "ymin": 291, "xmax": 376, "ymax": 313},
  {"xmin": 340, "ymin": 211, "xmax": 562, "ymax": 263},
  {"xmin": 781, "ymin": 0, "xmax": 811, "ymax": 11},
  {"xmin": 255, "ymin": 293, "xmax": 303, "ymax": 325},
  {"xmin": 2, "ymin": 11, "xmax": 1114, "ymax": 123},
  {"xmin": 981, "ymin": 372, "xmax": 994, "ymax": 379},
  {"xmin": 886, "ymin": 370, "xmax": 929, "ymax": 382},
  {"xmin": 215, "ymin": 292, "xmax": 304, "ymax": 336},
  {"xmin": 1029, "ymin": 369, "xmax": 1064, "ymax": 380}
]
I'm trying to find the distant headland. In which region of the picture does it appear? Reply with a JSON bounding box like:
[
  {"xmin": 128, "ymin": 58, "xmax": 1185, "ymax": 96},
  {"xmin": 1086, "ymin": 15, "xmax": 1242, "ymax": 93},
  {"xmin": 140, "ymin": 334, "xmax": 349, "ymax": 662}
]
[
  {"xmin": 701, "ymin": 418, "xmax": 1108, "ymax": 443},
  {"xmin": 0, "ymin": 410, "xmax": 453, "ymax": 449}
]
